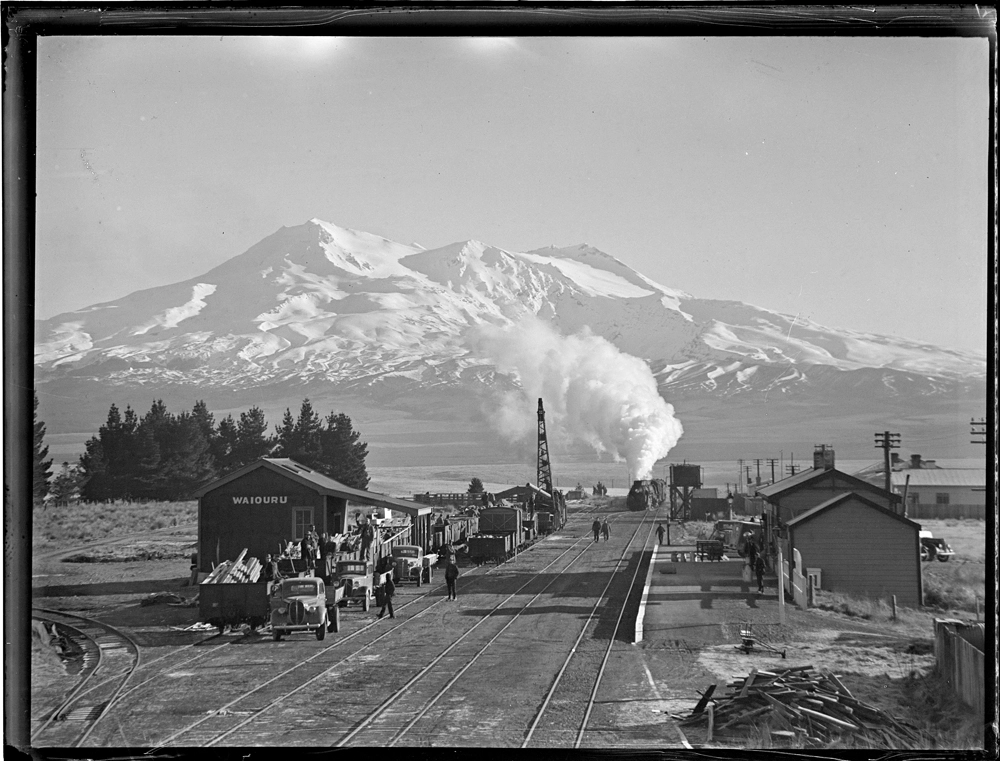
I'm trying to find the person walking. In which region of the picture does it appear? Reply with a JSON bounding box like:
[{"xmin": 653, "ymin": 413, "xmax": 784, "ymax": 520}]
[
  {"xmin": 445, "ymin": 561, "xmax": 460, "ymax": 600},
  {"xmin": 745, "ymin": 535, "xmax": 758, "ymax": 567},
  {"xmin": 656, "ymin": 523, "xmax": 666, "ymax": 545},
  {"xmin": 601, "ymin": 519, "xmax": 611, "ymax": 542},
  {"xmin": 377, "ymin": 575, "xmax": 396, "ymax": 619},
  {"xmin": 592, "ymin": 518, "xmax": 601, "ymax": 543},
  {"xmin": 754, "ymin": 554, "xmax": 766, "ymax": 594}
]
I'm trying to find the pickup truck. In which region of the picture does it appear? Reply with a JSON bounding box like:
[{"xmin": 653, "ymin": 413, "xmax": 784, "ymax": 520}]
[
  {"xmin": 270, "ymin": 577, "xmax": 343, "ymax": 641},
  {"xmin": 391, "ymin": 545, "xmax": 438, "ymax": 585}
]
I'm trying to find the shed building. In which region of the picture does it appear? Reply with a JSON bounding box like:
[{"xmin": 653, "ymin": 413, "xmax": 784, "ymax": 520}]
[
  {"xmin": 785, "ymin": 492, "xmax": 922, "ymax": 607},
  {"xmin": 891, "ymin": 469, "xmax": 986, "ymax": 519},
  {"xmin": 195, "ymin": 458, "xmax": 432, "ymax": 572},
  {"xmin": 757, "ymin": 466, "xmax": 899, "ymax": 525}
]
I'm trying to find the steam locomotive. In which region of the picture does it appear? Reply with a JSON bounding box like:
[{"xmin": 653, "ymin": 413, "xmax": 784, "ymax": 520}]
[{"xmin": 626, "ymin": 478, "xmax": 668, "ymax": 511}]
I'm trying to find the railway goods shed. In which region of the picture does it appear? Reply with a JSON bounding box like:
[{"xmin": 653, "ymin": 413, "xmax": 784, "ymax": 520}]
[
  {"xmin": 195, "ymin": 458, "xmax": 432, "ymax": 572},
  {"xmin": 785, "ymin": 492, "xmax": 922, "ymax": 607}
]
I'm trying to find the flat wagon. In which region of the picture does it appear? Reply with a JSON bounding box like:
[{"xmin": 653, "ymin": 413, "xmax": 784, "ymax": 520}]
[{"xmin": 199, "ymin": 582, "xmax": 271, "ymax": 634}]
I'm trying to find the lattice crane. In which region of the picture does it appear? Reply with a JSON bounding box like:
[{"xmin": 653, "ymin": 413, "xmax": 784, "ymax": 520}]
[{"xmin": 537, "ymin": 398, "xmax": 552, "ymax": 495}]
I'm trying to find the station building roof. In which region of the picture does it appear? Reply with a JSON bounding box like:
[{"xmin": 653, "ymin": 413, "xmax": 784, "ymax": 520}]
[
  {"xmin": 195, "ymin": 458, "xmax": 432, "ymax": 517},
  {"xmin": 756, "ymin": 467, "xmax": 892, "ymax": 500},
  {"xmin": 785, "ymin": 491, "xmax": 920, "ymax": 530}
]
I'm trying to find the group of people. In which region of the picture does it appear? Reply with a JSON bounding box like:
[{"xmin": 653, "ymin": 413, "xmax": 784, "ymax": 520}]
[
  {"xmin": 591, "ymin": 518, "xmax": 610, "ymax": 542},
  {"xmin": 591, "ymin": 482, "xmax": 607, "ymax": 496}
]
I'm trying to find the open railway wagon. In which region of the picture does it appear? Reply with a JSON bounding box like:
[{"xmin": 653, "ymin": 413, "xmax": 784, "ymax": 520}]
[
  {"xmin": 431, "ymin": 514, "xmax": 479, "ymax": 553},
  {"xmin": 626, "ymin": 479, "xmax": 668, "ymax": 511},
  {"xmin": 468, "ymin": 505, "xmax": 533, "ymax": 565}
]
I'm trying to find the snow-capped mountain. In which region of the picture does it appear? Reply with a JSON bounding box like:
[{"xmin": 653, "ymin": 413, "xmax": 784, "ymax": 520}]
[{"xmin": 34, "ymin": 219, "xmax": 986, "ymax": 460}]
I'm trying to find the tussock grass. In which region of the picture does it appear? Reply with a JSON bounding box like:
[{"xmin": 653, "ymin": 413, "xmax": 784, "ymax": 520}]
[{"xmin": 33, "ymin": 500, "xmax": 197, "ymax": 547}]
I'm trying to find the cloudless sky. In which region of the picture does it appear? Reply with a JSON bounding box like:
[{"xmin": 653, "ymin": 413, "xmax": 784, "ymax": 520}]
[{"xmin": 35, "ymin": 36, "xmax": 989, "ymax": 354}]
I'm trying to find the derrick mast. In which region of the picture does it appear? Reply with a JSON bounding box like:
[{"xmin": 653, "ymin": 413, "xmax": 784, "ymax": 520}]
[{"xmin": 537, "ymin": 398, "xmax": 552, "ymax": 494}]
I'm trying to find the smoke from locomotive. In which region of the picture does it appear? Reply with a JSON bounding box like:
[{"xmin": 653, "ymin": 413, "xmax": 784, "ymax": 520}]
[{"xmin": 471, "ymin": 317, "xmax": 683, "ymax": 478}]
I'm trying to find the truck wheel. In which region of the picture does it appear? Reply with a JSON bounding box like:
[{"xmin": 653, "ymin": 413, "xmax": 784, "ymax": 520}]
[
  {"xmin": 273, "ymin": 630, "xmax": 282, "ymax": 641},
  {"xmin": 316, "ymin": 618, "xmax": 327, "ymax": 641},
  {"xmin": 938, "ymin": 556, "xmax": 950, "ymax": 562},
  {"xmin": 363, "ymin": 591, "xmax": 370, "ymax": 612}
]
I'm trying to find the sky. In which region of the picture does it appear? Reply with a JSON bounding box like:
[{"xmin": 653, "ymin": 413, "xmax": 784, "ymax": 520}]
[{"xmin": 34, "ymin": 35, "xmax": 989, "ymax": 355}]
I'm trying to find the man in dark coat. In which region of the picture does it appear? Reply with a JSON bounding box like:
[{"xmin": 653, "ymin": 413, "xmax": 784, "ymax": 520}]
[
  {"xmin": 445, "ymin": 561, "xmax": 460, "ymax": 600},
  {"xmin": 360, "ymin": 520, "xmax": 376, "ymax": 560},
  {"xmin": 656, "ymin": 523, "xmax": 666, "ymax": 545},
  {"xmin": 377, "ymin": 575, "xmax": 396, "ymax": 619},
  {"xmin": 754, "ymin": 554, "xmax": 766, "ymax": 594},
  {"xmin": 592, "ymin": 519, "xmax": 601, "ymax": 543}
]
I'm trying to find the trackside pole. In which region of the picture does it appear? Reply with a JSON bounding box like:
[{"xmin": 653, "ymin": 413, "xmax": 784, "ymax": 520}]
[{"xmin": 777, "ymin": 546, "xmax": 786, "ymax": 625}]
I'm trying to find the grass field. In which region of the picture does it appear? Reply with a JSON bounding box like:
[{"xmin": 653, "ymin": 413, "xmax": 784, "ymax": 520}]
[{"xmin": 33, "ymin": 500, "xmax": 198, "ymax": 548}]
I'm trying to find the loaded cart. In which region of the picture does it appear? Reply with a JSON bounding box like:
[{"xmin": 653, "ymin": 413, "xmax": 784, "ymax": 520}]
[{"xmin": 199, "ymin": 582, "xmax": 270, "ymax": 634}]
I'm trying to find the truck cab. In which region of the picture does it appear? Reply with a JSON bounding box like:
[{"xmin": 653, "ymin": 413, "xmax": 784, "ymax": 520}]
[
  {"xmin": 392, "ymin": 544, "xmax": 436, "ymax": 585},
  {"xmin": 335, "ymin": 560, "xmax": 375, "ymax": 611},
  {"xmin": 269, "ymin": 577, "xmax": 342, "ymax": 641}
]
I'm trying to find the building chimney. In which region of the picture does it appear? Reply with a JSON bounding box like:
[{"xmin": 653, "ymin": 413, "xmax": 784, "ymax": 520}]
[
  {"xmin": 890, "ymin": 452, "xmax": 902, "ymax": 467},
  {"xmin": 813, "ymin": 445, "xmax": 835, "ymax": 470},
  {"xmin": 910, "ymin": 454, "xmax": 922, "ymax": 469}
]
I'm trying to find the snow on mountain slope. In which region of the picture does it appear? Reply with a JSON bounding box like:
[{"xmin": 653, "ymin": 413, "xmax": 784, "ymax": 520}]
[{"xmin": 34, "ymin": 219, "xmax": 986, "ymax": 406}]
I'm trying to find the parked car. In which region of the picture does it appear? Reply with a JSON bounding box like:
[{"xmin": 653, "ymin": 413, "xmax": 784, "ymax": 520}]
[
  {"xmin": 334, "ymin": 559, "xmax": 380, "ymax": 611},
  {"xmin": 919, "ymin": 530, "xmax": 955, "ymax": 562},
  {"xmin": 391, "ymin": 545, "xmax": 437, "ymax": 585},
  {"xmin": 270, "ymin": 577, "xmax": 343, "ymax": 641}
]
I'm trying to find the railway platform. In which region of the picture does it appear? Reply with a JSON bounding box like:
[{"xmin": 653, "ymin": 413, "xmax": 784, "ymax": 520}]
[{"xmin": 636, "ymin": 544, "xmax": 779, "ymax": 646}]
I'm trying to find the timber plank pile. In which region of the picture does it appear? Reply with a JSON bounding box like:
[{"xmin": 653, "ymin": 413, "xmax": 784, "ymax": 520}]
[
  {"xmin": 201, "ymin": 549, "xmax": 262, "ymax": 584},
  {"xmin": 680, "ymin": 665, "xmax": 923, "ymax": 746}
]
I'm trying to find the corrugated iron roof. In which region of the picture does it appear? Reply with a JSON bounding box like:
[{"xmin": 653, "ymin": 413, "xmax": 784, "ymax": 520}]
[{"xmin": 891, "ymin": 470, "xmax": 986, "ymax": 488}]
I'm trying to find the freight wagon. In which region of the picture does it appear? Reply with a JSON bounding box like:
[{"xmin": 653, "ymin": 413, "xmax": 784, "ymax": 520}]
[
  {"xmin": 626, "ymin": 479, "xmax": 668, "ymax": 511},
  {"xmin": 467, "ymin": 533, "xmax": 516, "ymax": 565}
]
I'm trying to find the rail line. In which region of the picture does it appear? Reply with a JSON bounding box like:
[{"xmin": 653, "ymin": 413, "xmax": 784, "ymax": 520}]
[
  {"xmin": 30, "ymin": 607, "xmax": 142, "ymax": 747},
  {"xmin": 522, "ymin": 509, "xmax": 656, "ymax": 747},
  {"xmin": 141, "ymin": 504, "xmax": 607, "ymax": 746},
  {"xmin": 337, "ymin": 517, "xmax": 620, "ymax": 746}
]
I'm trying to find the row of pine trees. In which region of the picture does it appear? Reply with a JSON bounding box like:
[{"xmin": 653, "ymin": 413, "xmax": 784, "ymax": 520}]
[{"xmin": 33, "ymin": 394, "xmax": 370, "ymax": 504}]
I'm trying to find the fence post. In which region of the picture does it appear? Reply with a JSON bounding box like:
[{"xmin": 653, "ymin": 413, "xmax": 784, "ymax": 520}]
[{"xmin": 891, "ymin": 595, "xmax": 897, "ymax": 620}]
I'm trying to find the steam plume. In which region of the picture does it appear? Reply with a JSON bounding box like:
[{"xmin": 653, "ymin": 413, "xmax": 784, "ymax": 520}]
[{"xmin": 470, "ymin": 317, "xmax": 683, "ymax": 480}]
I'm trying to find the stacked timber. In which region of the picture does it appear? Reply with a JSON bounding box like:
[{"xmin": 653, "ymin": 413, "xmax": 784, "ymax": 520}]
[
  {"xmin": 201, "ymin": 549, "xmax": 262, "ymax": 584},
  {"xmin": 680, "ymin": 665, "xmax": 922, "ymax": 746}
]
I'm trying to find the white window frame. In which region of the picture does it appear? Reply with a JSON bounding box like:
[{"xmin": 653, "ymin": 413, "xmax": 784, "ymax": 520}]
[{"xmin": 293, "ymin": 507, "xmax": 314, "ymax": 541}]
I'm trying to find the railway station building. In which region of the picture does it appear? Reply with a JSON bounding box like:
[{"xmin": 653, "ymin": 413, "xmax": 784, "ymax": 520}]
[
  {"xmin": 784, "ymin": 492, "xmax": 923, "ymax": 607},
  {"xmin": 756, "ymin": 464, "xmax": 900, "ymax": 525},
  {"xmin": 195, "ymin": 458, "xmax": 432, "ymax": 572}
]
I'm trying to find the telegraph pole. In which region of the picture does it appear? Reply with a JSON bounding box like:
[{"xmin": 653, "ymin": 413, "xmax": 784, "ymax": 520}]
[
  {"xmin": 971, "ymin": 418, "xmax": 987, "ymax": 445},
  {"xmin": 737, "ymin": 459, "xmax": 744, "ymax": 495},
  {"xmin": 874, "ymin": 431, "xmax": 901, "ymax": 495},
  {"xmin": 766, "ymin": 458, "xmax": 778, "ymax": 484},
  {"xmin": 785, "ymin": 452, "xmax": 798, "ymax": 477}
]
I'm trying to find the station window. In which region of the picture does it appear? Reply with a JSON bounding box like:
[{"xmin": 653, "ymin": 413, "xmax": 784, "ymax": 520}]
[
  {"xmin": 293, "ymin": 507, "xmax": 313, "ymax": 540},
  {"xmin": 935, "ymin": 493, "xmax": 950, "ymax": 505}
]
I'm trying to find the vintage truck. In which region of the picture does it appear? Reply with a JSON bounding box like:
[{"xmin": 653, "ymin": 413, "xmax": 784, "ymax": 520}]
[
  {"xmin": 919, "ymin": 530, "xmax": 955, "ymax": 562},
  {"xmin": 334, "ymin": 559, "xmax": 392, "ymax": 611},
  {"xmin": 270, "ymin": 577, "xmax": 343, "ymax": 641},
  {"xmin": 391, "ymin": 545, "xmax": 438, "ymax": 585}
]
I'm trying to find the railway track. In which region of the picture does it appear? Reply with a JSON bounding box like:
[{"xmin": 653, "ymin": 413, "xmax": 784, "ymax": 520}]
[
  {"xmin": 141, "ymin": 505, "xmax": 607, "ymax": 747},
  {"xmin": 30, "ymin": 607, "xmax": 142, "ymax": 747},
  {"xmin": 523, "ymin": 511, "xmax": 656, "ymax": 747}
]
